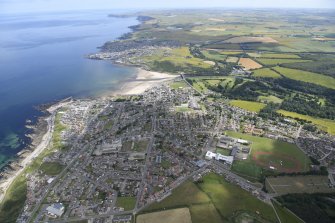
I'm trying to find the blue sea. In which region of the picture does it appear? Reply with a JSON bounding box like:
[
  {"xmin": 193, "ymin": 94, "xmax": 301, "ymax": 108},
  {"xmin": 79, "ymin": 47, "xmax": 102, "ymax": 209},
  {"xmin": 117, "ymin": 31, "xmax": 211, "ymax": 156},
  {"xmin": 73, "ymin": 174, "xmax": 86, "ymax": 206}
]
[{"xmin": 0, "ymin": 10, "xmax": 138, "ymax": 168}]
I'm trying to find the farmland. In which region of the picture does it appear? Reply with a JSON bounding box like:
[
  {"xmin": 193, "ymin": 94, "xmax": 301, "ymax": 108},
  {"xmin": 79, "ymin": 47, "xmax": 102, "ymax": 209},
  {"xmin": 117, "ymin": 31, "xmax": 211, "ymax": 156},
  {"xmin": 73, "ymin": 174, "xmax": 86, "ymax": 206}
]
[
  {"xmin": 252, "ymin": 68, "xmax": 282, "ymax": 78},
  {"xmin": 229, "ymin": 100, "xmax": 266, "ymax": 113},
  {"xmin": 277, "ymin": 110, "xmax": 335, "ymax": 135},
  {"xmin": 143, "ymin": 173, "xmax": 278, "ymax": 223},
  {"xmin": 266, "ymin": 175, "xmax": 335, "ymax": 195},
  {"xmin": 273, "ymin": 66, "xmax": 335, "ymax": 90},
  {"xmin": 248, "ymin": 53, "xmax": 301, "ymax": 59},
  {"xmin": 137, "ymin": 208, "xmax": 192, "ymax": 223},
  {"xmin": 226, "ymin": 131, "xmax": 311, "ymax": 179},
  {"xmin": 238, "ymin": 58, "xmax": 263, "ymax": 70},
  {"xmin": 256, "ymin": 58, "xmax": 309, "ymax": 66}
]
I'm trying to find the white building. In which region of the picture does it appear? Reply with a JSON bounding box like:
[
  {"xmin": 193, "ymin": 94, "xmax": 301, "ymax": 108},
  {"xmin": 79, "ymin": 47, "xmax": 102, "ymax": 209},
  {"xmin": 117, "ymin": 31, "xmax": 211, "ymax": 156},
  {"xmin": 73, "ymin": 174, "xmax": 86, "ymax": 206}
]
[
  {"xmin": 46, "ymin": 203, "xmax": 65, "ymax": 218},
  {"xmin": 205, "ymin": 151, "xmax": 234, "ymax": 165}
]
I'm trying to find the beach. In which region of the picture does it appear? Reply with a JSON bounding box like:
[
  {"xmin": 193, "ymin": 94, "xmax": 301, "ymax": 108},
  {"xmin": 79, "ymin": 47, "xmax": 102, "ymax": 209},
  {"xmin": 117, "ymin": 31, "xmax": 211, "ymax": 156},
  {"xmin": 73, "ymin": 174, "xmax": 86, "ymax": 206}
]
[{"xmin": 115, "ymin": 68, "xmax": 178, "ymax": 95}]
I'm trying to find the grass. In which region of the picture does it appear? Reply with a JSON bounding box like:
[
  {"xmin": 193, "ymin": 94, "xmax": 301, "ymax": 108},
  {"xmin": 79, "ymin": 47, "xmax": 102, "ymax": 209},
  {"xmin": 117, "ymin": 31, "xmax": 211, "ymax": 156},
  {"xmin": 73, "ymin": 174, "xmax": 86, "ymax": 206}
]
[
  {"xmin": 116, "ymin": 197, "xmax": 136, "ymax": 211},
  {"xmin": 277, "ymin": 110, "xmax": 335, "ymax": 135},
  {"xmin": 170, "ymin": 81, "xmax": 188, "ymax": 90},
  {"xmin": 274, "ymin": 66, "xmax": 335, "ymax": 90},
  {"xmin": 226, "ymin": 131, "xmax": 311, "ymax": 179},
  {"xmin": 201, "ymin": 49, "xmax": 227, "ymax": 61},
  {"xmin": 189, "ymin": 203, "xmax": 222, "ymax": 223},
  {"xmin": 258, "ymin": 95, "xmax": 283, "ymax": 104},
  {"xmin": 40, "ymin": 161, "xmax": 65, "ymax": 176},
  {"xmin": 133, "ymin": 140, "xmax": 149, "ymax": 152},
  {"xmin": 175, "ymin": 107, "xmax": 193, "ymax": 113},
  {"xmin": 272, "ymin": 200, "xmax": 304, "ymax": 223},
  {"xmin": 0, "ymin": 174, "xmax": 27, "ymax": 223},
  {"xmin": 144, "ymin": 173, "xmax": 278, "ymax": 222},
  {"xmin": 137, "ymin": 208, "xmax": 192, "ymax": 223},
  {"xmin": 256, "ymin": 58, "xmax": 309, "ymax": 65},
  {"xmin": 197, "ymin": 173, "xmax": 278, "ymax": 222},
  {"xmin": 144, "ymin": 181, "xmax": 210, "ymax": 212},
  {"xmin": 266, "ymin": 175, "xmax": 334, "ymax": 195},
  {"xmin": 252, "ymin": 68, "xmax": 282, "ymax": 78},
  {"xmin": 248, "ymin": 53, "xmax": 300, "ymax": 59},
  {"xmin": 229, "ymin": 100, "xmax": 266, "ymax": 113}
]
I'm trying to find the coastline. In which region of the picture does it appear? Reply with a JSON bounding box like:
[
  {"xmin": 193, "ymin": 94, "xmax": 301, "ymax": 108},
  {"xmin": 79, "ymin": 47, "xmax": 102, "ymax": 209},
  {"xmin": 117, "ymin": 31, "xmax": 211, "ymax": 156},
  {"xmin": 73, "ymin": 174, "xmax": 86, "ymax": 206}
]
[
  {"xmin": 0, "ymin": 12, "xmax": 179, "ymax": 211},
  {"xmin": 0, "ymin": 99, "xmax": 72, "ymax": 203},
  {"xmin": 105, "ymin": 68, "xmax": 178, "ymax": 96}
]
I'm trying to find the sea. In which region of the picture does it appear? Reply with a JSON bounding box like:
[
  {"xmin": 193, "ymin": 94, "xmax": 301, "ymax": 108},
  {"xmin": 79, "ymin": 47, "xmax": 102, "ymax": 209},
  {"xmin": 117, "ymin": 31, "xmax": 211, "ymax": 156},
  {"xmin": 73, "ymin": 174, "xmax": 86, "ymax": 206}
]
[{"xmin": 0, "ymin": 10, "xmax": 139, "ymax": 168}]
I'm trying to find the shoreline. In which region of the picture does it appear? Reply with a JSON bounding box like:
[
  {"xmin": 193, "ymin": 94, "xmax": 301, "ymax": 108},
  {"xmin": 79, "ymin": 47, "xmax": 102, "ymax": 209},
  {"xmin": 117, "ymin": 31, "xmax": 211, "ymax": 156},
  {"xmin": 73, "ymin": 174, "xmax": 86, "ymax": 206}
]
[
  {"xmin": 0, "ymin": 98, "xmax": 72, "ymax": 203},
  {"xmin": 104, "ymin": 67, "xmax": 179, "ymax": 96}
]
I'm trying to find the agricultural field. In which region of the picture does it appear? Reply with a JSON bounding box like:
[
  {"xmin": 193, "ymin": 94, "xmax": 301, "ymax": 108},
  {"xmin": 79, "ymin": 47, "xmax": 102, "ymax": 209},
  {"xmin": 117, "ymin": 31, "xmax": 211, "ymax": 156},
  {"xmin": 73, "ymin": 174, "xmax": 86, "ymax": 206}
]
[
  {"xmin": 238, "ymin": 58, "xmax": 263, "ymax": 70},
  {"xmin": 226, "ymin": 56, "xmax": 239, "ymax": 63},
  {"xmin": 201, "ymin": 49, "xmax": 227, "ymax": 61},
  {"xmin": 277, "ymin": 110, "xmax": 335, "ymax": 135},
  {"xmin": 224, "ymin": 36, "xmax": 278, "ymax": 44},
  {"xmin": 229, "ymin": 100, "xmax": 266, "ymax": 113},
  {"xmin": 256, "ymin": 58, "xmax": 309, "ymax": 66},
  {"xmin": 143, "ymin": 173, "xmax": 278, "ymax": 223},
  {"xmin": 248, "ymin": 53, "xmax": 301, "ymax": 59},
  {"xmin": 266, "ymin": 175, "xmax": 335, "ymax": 195},
  {"xmin": 137, "ymin": 208, "xmax": 192, "ymax": 223},
  {"xmin": 252, "ymin": 68, "xmax": 282, "ymax": 78},
  {"xmin": 273, "ymin": 66, "xmax": 335, "ymax": 90},
  {"xmin": 226, "ymin": 131, "xmax": 311, "ymax": 179}
]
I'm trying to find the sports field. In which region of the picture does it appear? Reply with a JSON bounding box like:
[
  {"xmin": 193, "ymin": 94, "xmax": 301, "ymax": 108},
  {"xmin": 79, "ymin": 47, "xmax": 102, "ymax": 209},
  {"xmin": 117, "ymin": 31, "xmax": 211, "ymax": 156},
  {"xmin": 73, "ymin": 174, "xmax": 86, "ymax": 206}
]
[
  {"xmin": 266, "ymin": 175, "xmax": 335, "ymax": 195},
  {"xmin": 277, "ymin": 110, "xmax": 335, "ymax": 135},
  {"xmin": 226, "ymin": 131, "xmax": 311, "ymax": 179},
  {"xmin": 229, "ymin": 100, "xmax": 266, "ymax": 113},
  {"xmin": 137, "ymin": 208, "xmax": 192, "ymax": 223}
]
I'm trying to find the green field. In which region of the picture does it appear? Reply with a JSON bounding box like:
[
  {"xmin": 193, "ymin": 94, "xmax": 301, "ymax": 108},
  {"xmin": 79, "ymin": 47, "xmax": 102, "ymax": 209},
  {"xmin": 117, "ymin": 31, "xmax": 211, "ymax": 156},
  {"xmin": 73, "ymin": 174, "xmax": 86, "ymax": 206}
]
[
  {"xmin": 170, "ymin": 81, "xmax": 188, "ymax": 90},
  {"xmin": 272, "ymin": 200, "xmax": 304, "ymax": 223},
  {"xmin": 226, "ymin": 131, "xmax": 311, "ymax": 179},
  {"xmin": 252, "ymin": 68, "xmax": 282, "ymax": 78},
  {"xmin": 248, "ymin": 53, "xmax": 301, "ymax": 59},
  {"xmin": 201, "ymin": 49, "xmax": 227, "ymax": 61},
  {"xmin": 116, "ymin": 197, "xmax": 136, "ymax": 211},
  {"xmin": 274, "ymin": 66, "xmax": 335, "ymax": 90},
  {"xmin": 229, "ymin": 100, "xmax": 266, "ymax": 113},
  {"xmin": 258, "ymin": 95, "xmax": 283, "ymax": 104},
  {"xmin": 266, "ymin": 175, "xmax": 335, "ymax": 195},
  {"xmin": 40, "ymin": 162, "xmax": 65, "ymax": 176},
  {"xmin": 277, "ymin": 110, "xmax": 335, "ymax": 135},
  {"xmin": 143, "ymin": 173, "xmax": 278, "ymax": 223},
  {"xmin": 256, "ymin": 58, "xmax": 309, "ymax": 65},
  {"xmin": 0, "ymin": 175, "xmax": 27, "ymax": 223}
]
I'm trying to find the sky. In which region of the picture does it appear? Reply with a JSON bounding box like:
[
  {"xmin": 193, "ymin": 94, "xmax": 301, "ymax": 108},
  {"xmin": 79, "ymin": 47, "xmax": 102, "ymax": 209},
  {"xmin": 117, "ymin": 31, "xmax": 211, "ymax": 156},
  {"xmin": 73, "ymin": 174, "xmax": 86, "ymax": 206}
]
[{"xmin": 1, "ymin": 0, "xmax": 334, "ymax": 13}]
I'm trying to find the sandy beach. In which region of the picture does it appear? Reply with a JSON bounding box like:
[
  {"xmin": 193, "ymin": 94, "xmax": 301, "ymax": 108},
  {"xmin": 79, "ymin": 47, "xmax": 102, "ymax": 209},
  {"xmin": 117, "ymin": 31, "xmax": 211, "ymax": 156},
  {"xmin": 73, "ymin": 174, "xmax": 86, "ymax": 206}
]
[{"xmin": 115, "ymin": 68, "xmax": 178, "ymax": 95}]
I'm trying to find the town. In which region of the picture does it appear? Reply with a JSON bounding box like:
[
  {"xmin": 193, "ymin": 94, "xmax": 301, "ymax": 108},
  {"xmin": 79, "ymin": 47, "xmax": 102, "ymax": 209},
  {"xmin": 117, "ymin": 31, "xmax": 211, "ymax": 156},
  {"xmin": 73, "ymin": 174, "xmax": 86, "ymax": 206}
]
[{"xmin": 14, "ymin": 76, "xmax": 335, "ymax": 222}]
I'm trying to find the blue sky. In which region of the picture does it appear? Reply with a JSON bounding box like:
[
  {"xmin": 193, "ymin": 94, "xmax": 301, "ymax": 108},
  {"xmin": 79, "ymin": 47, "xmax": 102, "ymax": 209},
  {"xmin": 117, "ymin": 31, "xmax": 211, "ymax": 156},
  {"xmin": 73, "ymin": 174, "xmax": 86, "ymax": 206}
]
[{"xmin": 1, "ymin": 0, "xmax": 334, "ymax": 13}]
